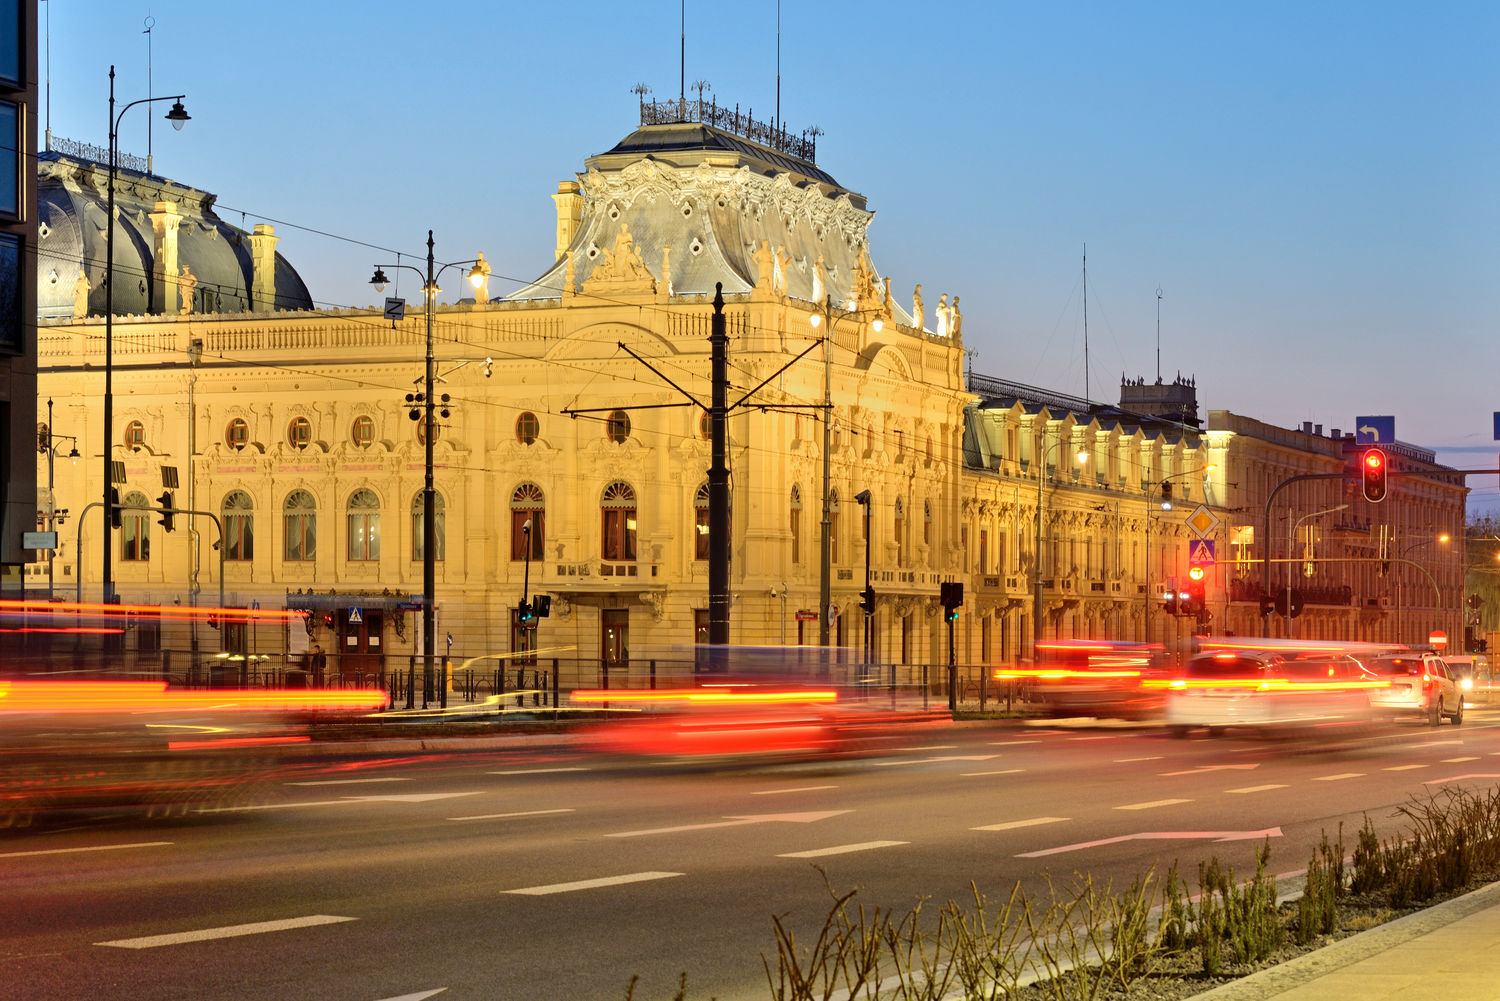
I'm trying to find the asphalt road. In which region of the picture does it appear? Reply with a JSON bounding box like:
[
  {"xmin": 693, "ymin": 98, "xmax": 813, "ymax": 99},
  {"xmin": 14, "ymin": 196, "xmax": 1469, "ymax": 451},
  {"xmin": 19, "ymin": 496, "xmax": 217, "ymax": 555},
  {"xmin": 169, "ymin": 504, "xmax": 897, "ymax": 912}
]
[{"xmin": 5, "ymin": 711, "xmax": 1500, "ymax": 1001}]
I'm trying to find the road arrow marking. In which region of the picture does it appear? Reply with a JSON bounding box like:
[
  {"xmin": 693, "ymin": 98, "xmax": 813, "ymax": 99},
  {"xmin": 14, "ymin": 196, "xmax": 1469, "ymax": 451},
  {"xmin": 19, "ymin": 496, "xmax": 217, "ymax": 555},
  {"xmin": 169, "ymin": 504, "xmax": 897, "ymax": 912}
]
[
  {"xmin": 605, "ymin": 810, "xmax": 849, "ymax": 838},
  {"xmin": 1017, "ymin": 828, "xmax": 1283, "ymax": 858},
  {"xmin": 1160, "ymin": 764, "xmax": 1260, "ymax": 776}
]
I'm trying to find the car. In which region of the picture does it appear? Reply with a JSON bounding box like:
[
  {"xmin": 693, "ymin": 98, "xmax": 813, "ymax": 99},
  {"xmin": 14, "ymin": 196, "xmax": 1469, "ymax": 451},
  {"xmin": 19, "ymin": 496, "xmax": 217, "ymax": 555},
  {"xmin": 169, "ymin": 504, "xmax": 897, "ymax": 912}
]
[
  {"xmin": 1164, "ymin": 650, "xmax": 1377, "ymax": 737},
  {"xmin": 1017, "ymin": 640, "xmax": 1170, "ymax": 720},
  {"xmin": 1359, "ymin": 652, "xmax": 1463, "ymax": 726}
]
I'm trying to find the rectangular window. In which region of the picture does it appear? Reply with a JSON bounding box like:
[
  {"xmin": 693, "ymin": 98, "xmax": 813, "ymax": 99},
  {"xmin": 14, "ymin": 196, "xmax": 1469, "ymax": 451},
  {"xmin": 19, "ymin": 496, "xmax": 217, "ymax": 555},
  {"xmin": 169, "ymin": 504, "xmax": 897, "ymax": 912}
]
[
  {"xmin": 790, "ymin": 505, "xmax": 801, "ymax": 564},
  {"xmin": 0, "ymin": 102, "xmax": 17, "ymax": 217},
  {"xmin": 978, "ymin": 528, "xmax": 989, "ymax": 575},
  {"xmin": 225, "ymin": 513, "xmax": 253, "ymax": 561},
  {"xmin": 602, "ymin": 509, "xmax": 637, "ymax": 561},
  {"xmin": 511, "ymin": 510, "xmax": 543, "ymax": 561},
  {"xmin": 121, "ymin": 513, "xmax": 149, "ymax": 561},
  {"xmin": 347, "ymin": 513, "xmax": 380, "ymax": 561},
  {"xmin": 284, "ymin": 513, "xmax": 315, "ymax": 561},
  {"xmin": 413, "ymin": 508, "xmax": 446, "ymax": 562},
  {"xmin": 0, "ymin": 0, "xmax": 16, "ymax": 84},
  {"xmin": 0, "ymin": 232, "xmax": 18, "ymax": 353},
  {"xmin": 694, "ymin": 506, "xmax": 710, "ymax": 560}
]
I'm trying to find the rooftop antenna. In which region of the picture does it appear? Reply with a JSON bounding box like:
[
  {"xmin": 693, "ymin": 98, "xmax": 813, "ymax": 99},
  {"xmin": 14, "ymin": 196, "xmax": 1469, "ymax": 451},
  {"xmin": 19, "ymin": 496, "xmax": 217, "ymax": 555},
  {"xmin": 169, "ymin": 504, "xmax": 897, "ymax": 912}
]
[
  {"xmin": 143, "ymin": 12, "xmax": 154, "ymax": 173},
  {"xmin": 680, "ymin": 0, "xmax": 686, "ymax": 107},
  {"xmin": 1082, "ymin": 243, "xmax": 1090, "ymax": 407},
  {"xmin": 775, "ymin": 0, "xmax": 781, "ymax": 130},
  {"xmin": 1155, "ymin": 286, "xmax": 1164, "ymax": 383}
]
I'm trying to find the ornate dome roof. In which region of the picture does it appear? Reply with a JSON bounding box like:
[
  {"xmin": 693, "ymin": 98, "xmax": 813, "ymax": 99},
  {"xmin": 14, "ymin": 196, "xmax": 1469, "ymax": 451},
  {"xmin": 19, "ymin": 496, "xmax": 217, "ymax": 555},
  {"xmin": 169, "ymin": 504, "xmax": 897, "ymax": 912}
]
[{"xmin": 36, "ymin": 150, "xmax": 312, "ymax": 319}]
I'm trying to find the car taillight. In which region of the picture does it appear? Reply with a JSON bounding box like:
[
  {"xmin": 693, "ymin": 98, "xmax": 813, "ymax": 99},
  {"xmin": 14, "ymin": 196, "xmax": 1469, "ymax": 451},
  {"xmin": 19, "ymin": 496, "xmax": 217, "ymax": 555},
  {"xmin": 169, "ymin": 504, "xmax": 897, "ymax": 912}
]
[{"xmin": 1422, "ymin": 673, "xmax": 1436, "ymax": 692}]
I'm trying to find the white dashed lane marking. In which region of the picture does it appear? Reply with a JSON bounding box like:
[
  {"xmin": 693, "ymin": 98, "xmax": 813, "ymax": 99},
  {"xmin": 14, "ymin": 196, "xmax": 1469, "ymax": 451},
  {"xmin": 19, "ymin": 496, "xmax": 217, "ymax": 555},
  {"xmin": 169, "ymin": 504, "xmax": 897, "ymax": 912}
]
[
  {"xmin": 449, "ymin": 808, "xmax": 575, "ymax": 822},
  {"xmin": 1225, "ymin": 784, "xmax": 1288, "ymax": 795},
  {"xmin": 98, "ymin": 915, "xmax": 355, "ymax": 949},
  {"xmin": 1115, "ymin": 799, "xmax": 1191, "ymax": 811},
  {"xmin": 506, "ymin": 872, "xmax": 684, "ymax": 895},
  {"xmin": 1313, "ymin": 773, "xmax": 1364, "ymax": 782},
  {"xmin": 0, "ymin": 841, "xmax": 171, "ymax": 859},
  {"xmin": 972, "ymin": 816, "xmax": 1070, "ymax": 832},
  {"xmin": 752, "ymin": 785, "xmax": 838, "ymax": 795},
  {"xmin": 778, "ymin": 841, "xmax": 908, "ymax": 859}
]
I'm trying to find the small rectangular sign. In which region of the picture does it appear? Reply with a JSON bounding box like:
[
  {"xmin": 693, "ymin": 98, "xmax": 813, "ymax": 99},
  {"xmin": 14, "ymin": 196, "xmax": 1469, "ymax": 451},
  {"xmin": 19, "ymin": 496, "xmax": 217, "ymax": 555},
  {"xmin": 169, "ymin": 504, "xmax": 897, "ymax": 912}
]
[
  {"xmin": 384, "ymin": 297, "xmax": 406, "ymax": 321},
  {"xmin": 23, "ymin": 531, "xmax": 58, "ymax": 551},
  {"xmin": 795, "ymin": 610, "xmax": 818, "ymax": 621},
  {"xmin": 1354, "ymin": 416, "xmax": 1395, "ymax": 445}
]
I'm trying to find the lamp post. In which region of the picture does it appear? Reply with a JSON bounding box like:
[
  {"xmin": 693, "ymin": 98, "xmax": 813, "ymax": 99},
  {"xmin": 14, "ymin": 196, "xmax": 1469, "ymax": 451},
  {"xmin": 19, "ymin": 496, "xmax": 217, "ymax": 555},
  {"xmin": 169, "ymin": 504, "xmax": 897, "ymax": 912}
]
[
  {"xmin": 369, "ymin": 233, "xmax": 485, "ymax": 709},
  {"xmin": 40, "ymin": 398, "xmax": 79, "ymax": 601},
  {"xmin": 1032, "ymin": 431, "xmax": 1088, "ymax": 662},
  {"xmin": 1285, "ymin": 503, "xmax": 1348, "ymax": 639},
  {"xmin": 1395, "ymin": 533, "xmax": 1449, "ymax": 645},
  {"xmin": 811, "ymin": 296, "xmax": 882, "ymax": 648},
  {"xmin": 102, "ymin": 65, "xmax": 189, "ymax": 605},
  {"xmin": 1145, "ymin": 464, "xmax": 1215, "ymax": 645}
]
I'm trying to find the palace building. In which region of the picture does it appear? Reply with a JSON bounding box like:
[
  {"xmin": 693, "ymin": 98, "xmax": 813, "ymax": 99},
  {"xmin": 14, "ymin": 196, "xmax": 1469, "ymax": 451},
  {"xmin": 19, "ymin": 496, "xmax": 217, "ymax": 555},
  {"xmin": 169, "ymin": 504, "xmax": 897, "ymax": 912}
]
[{"xmin": 29, "ymin": 100, "xmax": 1466, "ymax": 684}]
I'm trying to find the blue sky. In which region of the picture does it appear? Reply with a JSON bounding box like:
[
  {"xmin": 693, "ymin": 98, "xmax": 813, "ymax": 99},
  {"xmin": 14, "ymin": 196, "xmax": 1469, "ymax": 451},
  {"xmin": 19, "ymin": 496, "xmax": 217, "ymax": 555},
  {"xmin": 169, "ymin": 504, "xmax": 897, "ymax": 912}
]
[{"xmin": 38, "ymin": 1, "xmax": 1500, "ymax": 512}]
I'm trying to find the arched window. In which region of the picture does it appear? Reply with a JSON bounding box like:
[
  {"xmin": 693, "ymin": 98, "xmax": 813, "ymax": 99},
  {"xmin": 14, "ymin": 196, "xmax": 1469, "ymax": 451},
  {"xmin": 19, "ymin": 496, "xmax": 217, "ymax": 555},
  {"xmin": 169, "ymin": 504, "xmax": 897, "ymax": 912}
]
[
  {"xmin": 828, "ymin": 488, "xmax": 841, "ymax": 564},
  {"xmin": 511, "ymin": 483, "xmax": 545, "ymax": 561},
  {"xmin": 121, "ymin": 490, "xmax": 150, "ymax": 561},
  {"xmin": 411, "ymin": 491, "xmax": 445, "ymax": 562},
  {"xmin": 694, "ymin": 482, "xmax": 711, "ymax": 560},
  {"xmin": 346, "ymin": 489, "xmax": 380, "ymax": 561},
  {"xmin": 283, "ymin": 490, "xmax": 317, "ymax": 562},
  {"xmin": 351, "ymin": 415, "xmax": 375, "ymax": 448},
  {"xmin": 225, "ymin": 418, "xmax": 248, "ymax": 450},
  {"xmin": 288, "ymin": 416, "xmax": 311, "ymax": 449},
  {"xmin": 923, "ymin": 499, "xmax": 932, "ymax": 547},
  {"xmin": 223, "ymin": 491, "xmax": 254, "ymax": 562},
  {"xmin": 698, "ymin": 411, "xmax": 711, "ymax": 440},
  {"xmin": 894, "ymin": 497, "xmax": 906, "ymax": 567},
  {"xmin": 416, "ymin": 419, "xmax": 440, "ymax": 445},
  {"xmin": 606, "ymin": 410, "xmax": 631, "ymax": 444},
  {"xmin": 601, "ymin": 481, "xmax": 637, "ymax": 561},
  {"xmin": 790, "ymin": 485, "xmax": 803, "ymax": 564},
  {"xmin": 516, "ymin": 412, "xmax": 539, "ymax": 445},
  {"xmin": 124, "ymin": 420, "xmax": 145, "ymax": 450}
]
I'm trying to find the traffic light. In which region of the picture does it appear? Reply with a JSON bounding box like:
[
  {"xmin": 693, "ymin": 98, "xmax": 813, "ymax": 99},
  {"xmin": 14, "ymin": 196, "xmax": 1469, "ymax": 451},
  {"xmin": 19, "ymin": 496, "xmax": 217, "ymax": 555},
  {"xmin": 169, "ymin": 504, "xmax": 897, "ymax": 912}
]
[
  {"xmin": 1162, "ymin": 587, "xmax": 1179, "ymax": 615},
  {"xmin": 1259, "ymin": 593, "xmax": 1277, "ymax": 617},
  {"xmin": 860, "ymin": 585, "xmax": 876, "ymax": 615},
  {"xmin": 1181, "ymin": 579, "xmax": 1206, "ymax": 616},
  {"xmin": 939, "ymin": 581, "xmax": 963, "ymax": 622},
  {"xmin": 1160, "ymin": 480, "xmax": 1173, "ymax": 510},
  {"xmin": 1361, "ymin": 448, "xmax": 1388, "ymax": 503},
  {"xmin": 156, "ymin": 490, "xmax": 176, "ymax": 532},
  {"xmin": 518, "ymin": 600, "xmax": 535, "ymax": 625},
  {"xmin": 534, "ymin": 594, "xmax": 552, "ymax": 618},
  {"xmin": 109, "ymin": 487, "xmax": 122, "ymax": 529}
]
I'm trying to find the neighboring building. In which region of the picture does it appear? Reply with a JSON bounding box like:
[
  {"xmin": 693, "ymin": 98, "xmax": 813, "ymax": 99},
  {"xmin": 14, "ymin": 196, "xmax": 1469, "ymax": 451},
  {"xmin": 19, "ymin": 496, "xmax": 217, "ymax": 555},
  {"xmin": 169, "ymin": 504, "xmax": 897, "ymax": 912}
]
[{"xmin": 1, "ymin": 0, "xmax": 39, "ymax": 591}]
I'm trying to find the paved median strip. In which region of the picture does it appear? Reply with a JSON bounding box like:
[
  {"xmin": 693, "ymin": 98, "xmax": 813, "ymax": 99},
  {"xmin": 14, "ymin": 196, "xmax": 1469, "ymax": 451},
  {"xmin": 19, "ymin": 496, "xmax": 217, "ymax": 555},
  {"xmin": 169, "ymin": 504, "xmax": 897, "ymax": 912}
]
[
  {"xmin": 505, "ymin": 872, "xmax": 684, "ymax": 895},
  {"xmin": 97, "ymin": 914, "xmax": 355, "ymax": 949}
]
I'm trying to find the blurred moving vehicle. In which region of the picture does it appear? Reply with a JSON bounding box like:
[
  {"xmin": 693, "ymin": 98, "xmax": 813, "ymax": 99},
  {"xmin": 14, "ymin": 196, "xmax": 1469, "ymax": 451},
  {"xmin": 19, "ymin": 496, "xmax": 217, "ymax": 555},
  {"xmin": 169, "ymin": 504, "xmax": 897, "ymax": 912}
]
[
  {"xmin": 1162, "ymin": 648, "xmax": 1381, "ymax": 737},
  {"xmin": 1358, "ymin": 652, "xmax": 1464, "ymax": 726},
  {"xmin": 1005, "ymin": 640, "xmax": 1169, "ymax": 720}
]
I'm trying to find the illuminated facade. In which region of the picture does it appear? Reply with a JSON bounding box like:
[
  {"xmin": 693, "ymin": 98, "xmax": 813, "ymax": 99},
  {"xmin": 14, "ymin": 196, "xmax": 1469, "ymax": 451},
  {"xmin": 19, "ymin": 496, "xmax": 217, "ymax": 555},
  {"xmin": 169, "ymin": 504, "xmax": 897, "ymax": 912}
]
[{"xmin": 30, "ymin": 102, "xmax": 1466, "ymax": 678}]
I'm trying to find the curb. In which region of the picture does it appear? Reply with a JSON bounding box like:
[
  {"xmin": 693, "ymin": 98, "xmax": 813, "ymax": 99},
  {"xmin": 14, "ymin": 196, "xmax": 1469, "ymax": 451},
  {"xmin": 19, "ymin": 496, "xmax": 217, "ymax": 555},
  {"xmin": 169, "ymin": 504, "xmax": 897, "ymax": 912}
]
[{"xmin": 1190, "ymin": 879, "xmax": 1500, "ymax": 999}]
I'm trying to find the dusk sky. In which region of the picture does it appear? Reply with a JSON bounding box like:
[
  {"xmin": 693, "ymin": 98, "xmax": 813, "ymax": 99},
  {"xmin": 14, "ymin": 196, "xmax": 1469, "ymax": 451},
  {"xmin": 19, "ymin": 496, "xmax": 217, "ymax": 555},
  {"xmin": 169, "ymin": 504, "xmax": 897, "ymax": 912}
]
[{"xmin": 38, "ymin": 1, "xmax": 1500, "ymax": 512}]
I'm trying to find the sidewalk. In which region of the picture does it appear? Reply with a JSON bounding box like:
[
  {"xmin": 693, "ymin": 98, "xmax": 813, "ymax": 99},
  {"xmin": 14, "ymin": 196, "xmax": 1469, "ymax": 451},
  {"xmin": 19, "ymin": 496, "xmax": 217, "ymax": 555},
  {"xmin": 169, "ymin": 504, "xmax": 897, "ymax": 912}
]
[{"xmin": 1195, "ymin": 879, "xmax": 1500, "ymax": 1000}]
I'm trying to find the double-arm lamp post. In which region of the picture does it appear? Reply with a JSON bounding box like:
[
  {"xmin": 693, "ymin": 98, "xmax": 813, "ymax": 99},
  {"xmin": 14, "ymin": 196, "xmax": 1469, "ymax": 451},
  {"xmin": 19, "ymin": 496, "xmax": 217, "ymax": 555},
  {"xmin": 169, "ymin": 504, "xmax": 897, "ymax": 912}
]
[
  {"xmin": 1285, "ymin": 503, "xmax": 1348, "ymax": 638},
  {"xmin": 102, "ymin": 66, "xmax": 189, "ymax": 604},
  {"xmin": 1032, "ymin": 432, "xmax": 1089, "ymax": 662},
  {"xmin": 811, "ymin": 297, "xmax": 882, "ymax": 647},
  {"xmin": 1145, "ymin": 464, "xmax": 1216, "ymax": 643},
  {"xmin": 370, "ymin": 233, "xmax": 485, "ymax": 708}
]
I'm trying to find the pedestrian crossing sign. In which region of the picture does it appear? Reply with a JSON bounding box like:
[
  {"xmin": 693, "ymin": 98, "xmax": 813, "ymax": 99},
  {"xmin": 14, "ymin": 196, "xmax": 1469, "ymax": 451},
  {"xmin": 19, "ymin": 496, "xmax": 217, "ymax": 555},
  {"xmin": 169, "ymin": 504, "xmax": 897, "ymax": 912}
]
[
  {"xmin": 348, "ymin": 606, "xmax": 364, "ymax": 625},
  {"xmin": 1187, "ymin": 539, "xmax": 1216, "ymax": 565}
]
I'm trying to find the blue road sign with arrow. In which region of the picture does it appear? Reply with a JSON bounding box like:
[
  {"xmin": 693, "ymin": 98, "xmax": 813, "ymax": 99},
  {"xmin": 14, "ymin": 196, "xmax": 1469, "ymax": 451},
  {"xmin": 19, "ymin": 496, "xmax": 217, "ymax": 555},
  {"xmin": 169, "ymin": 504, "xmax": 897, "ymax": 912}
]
[{"xmin": 1355, "ymin": 416, "xmax": 1395, "ymax": 445}]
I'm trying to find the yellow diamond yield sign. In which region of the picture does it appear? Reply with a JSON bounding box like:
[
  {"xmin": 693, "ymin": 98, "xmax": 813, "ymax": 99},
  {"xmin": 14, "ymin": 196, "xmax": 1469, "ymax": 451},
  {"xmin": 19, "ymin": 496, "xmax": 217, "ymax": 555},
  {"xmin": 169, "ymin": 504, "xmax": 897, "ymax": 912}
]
[{"xmin": 1186, "ymin": 505, "xmax": 1220, "ymax": 537}]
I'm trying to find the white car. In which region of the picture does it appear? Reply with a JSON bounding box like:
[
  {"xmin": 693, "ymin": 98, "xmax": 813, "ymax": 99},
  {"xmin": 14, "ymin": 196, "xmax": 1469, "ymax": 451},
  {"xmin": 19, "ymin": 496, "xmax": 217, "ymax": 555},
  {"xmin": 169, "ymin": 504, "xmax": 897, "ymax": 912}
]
[
  {"xmin": 1359, "ymin": 653, "xmax": 1463, "ymax": 726},
  {"xmin": 1166, "ymin": 650, "xmax": 1377, "ymax": 737}
]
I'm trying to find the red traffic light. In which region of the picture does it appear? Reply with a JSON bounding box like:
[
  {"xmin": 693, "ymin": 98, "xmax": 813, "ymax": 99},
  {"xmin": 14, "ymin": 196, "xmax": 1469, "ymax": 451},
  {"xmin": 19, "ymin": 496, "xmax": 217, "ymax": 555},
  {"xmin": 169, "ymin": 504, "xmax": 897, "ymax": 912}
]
[
  {"xmin": 1361, "ymin": 447, "xmax": 1388, "ymax": 503},
  {"xmin": 1187, "ymin": 564, "xmax": 1206, "ymax": 582}
]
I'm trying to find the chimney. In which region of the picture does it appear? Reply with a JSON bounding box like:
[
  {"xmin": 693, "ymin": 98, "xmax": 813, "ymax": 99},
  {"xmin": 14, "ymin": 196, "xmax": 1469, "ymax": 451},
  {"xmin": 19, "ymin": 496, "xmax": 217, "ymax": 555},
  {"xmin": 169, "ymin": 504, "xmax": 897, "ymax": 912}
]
[
  {"xmin": 1314, "ymin": 424, "xmax": 1323, "ymax": 437},
  {"xmin": 149, "ymin": 200, "xmax": 182, "ymax": 315},
  {"xmin": 249, "ymin": 224, "xmax": 278, "ymax": 312},
  {"xmin": 1302, "ymin": 421, "xmax": 1313, "ymax": 434},
  {"xmin": 552, "ymin": 182, "xmax": 582, "ymax": 261}
]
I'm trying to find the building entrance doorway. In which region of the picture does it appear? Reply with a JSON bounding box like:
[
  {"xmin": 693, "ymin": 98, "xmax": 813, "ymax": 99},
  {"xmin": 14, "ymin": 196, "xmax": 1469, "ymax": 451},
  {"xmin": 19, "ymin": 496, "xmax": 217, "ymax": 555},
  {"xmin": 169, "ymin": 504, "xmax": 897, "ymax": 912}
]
[
  {"xmin": 338, "ymin": 608, "xmax": 384, "ymax": 681},
  {"xmin": 601, "ymin": 608, "xmax": 629, "ymax": 687}
]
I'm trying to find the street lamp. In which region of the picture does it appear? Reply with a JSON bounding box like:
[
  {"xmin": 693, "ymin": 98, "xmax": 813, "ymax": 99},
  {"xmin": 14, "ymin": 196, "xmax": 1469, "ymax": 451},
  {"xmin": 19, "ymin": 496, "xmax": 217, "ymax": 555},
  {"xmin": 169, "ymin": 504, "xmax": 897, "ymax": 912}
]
[
  {"xmin": 102, "ymin": 65, "xmax": 189, "ymax": 605},
  {"xmin": 1395, "ymin": 532, "xmax": 1450, "ymax": 645},
  {"xmin": 811, "ymin": 296, "xmax": 882, "ymax": 648},
  {"xmin": 1285, "ymin": 503, "xmax": 1348, "ymax": 638},
  {"xmin": 39, "ymin": 398, "xmax": 79, "ymax": 600},
  {"xmin": 1032, "ymin": 432, "xmax": 1089, "ymax": 662},
  {"xmin": 369, "ymin": 232, "xmax": 485, "ymax": 709}
]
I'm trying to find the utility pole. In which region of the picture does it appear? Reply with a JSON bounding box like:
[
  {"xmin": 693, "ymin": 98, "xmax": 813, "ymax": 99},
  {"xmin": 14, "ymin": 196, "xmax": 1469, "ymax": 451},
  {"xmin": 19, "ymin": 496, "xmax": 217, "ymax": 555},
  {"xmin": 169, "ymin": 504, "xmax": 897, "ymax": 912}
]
[{"xmin": 707, "ymin": 284, "xmax": 730, "ymax": 670}]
